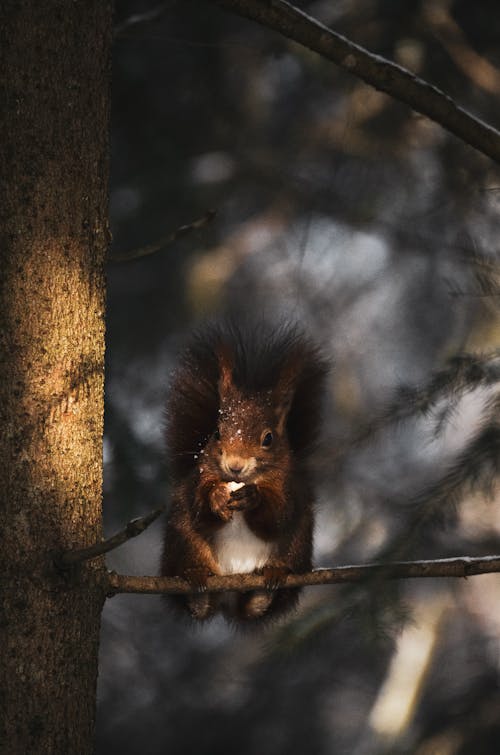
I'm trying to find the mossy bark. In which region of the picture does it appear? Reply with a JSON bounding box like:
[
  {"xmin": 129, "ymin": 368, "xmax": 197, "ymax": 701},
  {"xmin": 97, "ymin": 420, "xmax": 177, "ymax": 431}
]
[{"xmin": 0, "ymin": 2, "xmax": 112, "ymax": 752}]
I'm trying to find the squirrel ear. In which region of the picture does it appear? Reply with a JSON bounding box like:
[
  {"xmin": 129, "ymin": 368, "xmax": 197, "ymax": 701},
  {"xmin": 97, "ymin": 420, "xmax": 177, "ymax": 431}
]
[
  {"xmin": 274, "ymin": 358, "xmax": 298, "ymax": 435},
  {"xmin": 217, "ymin": 344, "xmax": 234, "ymax": 398},
  {"xmin": 275, "ymin": 394, "xmax": 293, "ymax": 436}
]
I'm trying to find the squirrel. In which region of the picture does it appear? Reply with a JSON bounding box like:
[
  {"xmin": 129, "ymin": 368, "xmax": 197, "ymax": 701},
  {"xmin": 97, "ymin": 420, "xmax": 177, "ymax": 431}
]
[{"xmin": 160, "ymin": 319, "xmax": 328, "ymax": 623}]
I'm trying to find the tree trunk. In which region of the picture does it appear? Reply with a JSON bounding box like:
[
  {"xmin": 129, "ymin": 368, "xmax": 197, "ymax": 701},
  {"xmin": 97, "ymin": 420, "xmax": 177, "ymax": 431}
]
[{"xmin": 0, "ymin": 2, "xmax": 112, "ymax": 752}]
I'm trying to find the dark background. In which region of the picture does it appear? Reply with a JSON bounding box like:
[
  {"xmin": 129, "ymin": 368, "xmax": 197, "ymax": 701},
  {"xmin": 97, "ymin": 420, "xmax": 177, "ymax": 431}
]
[{"xmin": 96, "ymin": 2, "xmax": 500, "ymax": 753}]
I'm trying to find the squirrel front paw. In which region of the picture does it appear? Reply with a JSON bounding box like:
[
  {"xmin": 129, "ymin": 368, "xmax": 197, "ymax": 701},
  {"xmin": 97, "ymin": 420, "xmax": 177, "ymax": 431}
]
[
  {"xmin": 209, "ymin": 484, "xmax": 233, "ymax": 522},
  {"xmin": 262, "ymin": 564, "xmax": 291, "ymax": 591},
  {"xmin": 228, "ymin": 483, "xmax": 259, "ymax": 511},
  {"xmin": 183, "ymin": 566, "xmax": 213, "ymax": 592}
]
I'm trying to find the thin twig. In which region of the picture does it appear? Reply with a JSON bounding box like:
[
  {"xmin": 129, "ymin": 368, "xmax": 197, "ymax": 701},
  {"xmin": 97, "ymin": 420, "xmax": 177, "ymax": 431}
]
[
  {"xmin": 57, "ymin": 507, "xmax": 165, "ymax": 567},
  {"xmin": 106, "ymin": 554, "xmax": 500, "ymax": 596},
  {"xmin": 114, "ymin": 2, "xmax": 172, "ymax": 38},
  {"xmin": 209, "ymin": 0, "xmax": 500, "ymax": 165},
  {"xmin": 108, "ymin": 209, "xmax": 216, "ymax": 263}
]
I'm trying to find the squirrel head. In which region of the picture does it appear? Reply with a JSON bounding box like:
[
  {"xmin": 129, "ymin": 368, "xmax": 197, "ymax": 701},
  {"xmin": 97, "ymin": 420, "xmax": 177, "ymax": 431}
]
[
  {"xmin": 201, "ymin": 345, "xmax": 295, "ymax": 483},
  {"xmin": 167, "ymin": 319, "xmax": 328, "ymax": 476}
]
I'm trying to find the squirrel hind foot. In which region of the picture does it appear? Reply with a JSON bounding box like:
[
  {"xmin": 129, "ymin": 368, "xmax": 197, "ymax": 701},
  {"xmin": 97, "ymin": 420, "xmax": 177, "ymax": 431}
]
[
  {"xmin": 239, "ymin": 590, "xmax": 274, "ymax": 620},
  {"xmin": 187, "ymin": 593, "xmax": 215, "ymax": 620},
  {"xmin": 218, "ymin": 589, "xmax": 274, "ymax": 622}
]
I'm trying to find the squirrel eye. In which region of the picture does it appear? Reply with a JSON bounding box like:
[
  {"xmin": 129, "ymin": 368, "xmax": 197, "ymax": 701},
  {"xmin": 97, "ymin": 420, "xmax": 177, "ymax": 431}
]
[
  {"xmin": 213, "ymin": 429, "xmax": 221, "ymax": 441},
  {"xmin": 261, "ymin": 431, "xmax": 273, "ymax": 448}
]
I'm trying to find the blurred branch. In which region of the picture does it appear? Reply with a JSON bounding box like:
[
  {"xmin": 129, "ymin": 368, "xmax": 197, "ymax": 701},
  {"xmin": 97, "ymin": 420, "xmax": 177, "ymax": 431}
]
[
  {"xmin": 57, "ymin": 507, "xmax": 165, "ymax": 567},
  {"xmin": 107, "ymin": 554, "xmax": 500, "ymax": 595},
  {"xmin": 108, "ymin": 209, "xmax": 216, "ymax": 263},
  {"xmin": 209, "ymin": 0, "xmax": 500, "ymax": 164},
  {"xmin": 423, "ymin": 0, "xmax": 500, "ymax": 96}
]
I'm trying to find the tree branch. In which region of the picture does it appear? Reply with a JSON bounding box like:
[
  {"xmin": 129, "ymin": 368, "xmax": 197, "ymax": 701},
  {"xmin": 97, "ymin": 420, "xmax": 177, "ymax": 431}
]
[
  {"xmin": 106, "ymin": 554, "xmax": 500, "ymax": 596},
  {"xmin": 57, "ymin": 507, "xmax": 165, "ymax": 567},
  {"xmin": 108, "ymin": 209, "xmax": 216, "ymax": 263},
  {"xmin": 209, "ymin": 0, "xmax": 500, "ymax": 165},
  {"xmin": 114, "ymin": 2, "xmax": 171, "ymax": 38}
]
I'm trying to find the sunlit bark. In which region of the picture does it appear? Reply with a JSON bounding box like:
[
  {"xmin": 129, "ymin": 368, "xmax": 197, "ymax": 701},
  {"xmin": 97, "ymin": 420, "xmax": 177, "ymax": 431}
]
[{"xmin": 0, "ymin": 2, "xmax": 112, "ymax": 752}]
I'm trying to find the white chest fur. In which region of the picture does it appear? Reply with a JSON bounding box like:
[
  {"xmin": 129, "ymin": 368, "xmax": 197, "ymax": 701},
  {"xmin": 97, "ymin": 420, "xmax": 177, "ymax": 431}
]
[{"xmin": 213, "ymin": 512, "xmax": 273, "ymax": 575}]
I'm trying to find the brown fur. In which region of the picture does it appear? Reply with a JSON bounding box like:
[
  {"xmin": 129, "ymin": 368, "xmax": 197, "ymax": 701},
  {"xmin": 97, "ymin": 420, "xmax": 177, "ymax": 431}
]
[{"xmin": 160, "ymin": 320, "xmax": 328, "ymax": 624}]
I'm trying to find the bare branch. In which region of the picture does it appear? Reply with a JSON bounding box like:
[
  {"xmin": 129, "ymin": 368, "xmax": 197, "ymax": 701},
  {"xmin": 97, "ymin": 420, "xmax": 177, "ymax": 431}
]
[
  {"xmin": 209, "ymin": 0, "xmax": 500, "ymax": 164},
  {"xmin": 57, "ymin": 507, "xmax": 165, "ymax": 567},
  {"xmin": 114, "ymin": 3, "xmax": 172, "ymax": 38},
  {"xmin": 108, "ymin": 209, "xmax": 216, "ymax": 263},
  {"xmin": 106, "ymin": 554, "xmax": 500, "ymax": 596}
]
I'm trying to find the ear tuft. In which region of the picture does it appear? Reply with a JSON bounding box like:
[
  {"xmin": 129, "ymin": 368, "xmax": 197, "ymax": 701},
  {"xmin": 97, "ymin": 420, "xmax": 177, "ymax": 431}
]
[
  {"xmin": 217, "ymin": 342, "xmax": 234, "ymax": 398},
  {"xmin": 274, "ymin": 349, "xmax": 300, "ymax": 435}
]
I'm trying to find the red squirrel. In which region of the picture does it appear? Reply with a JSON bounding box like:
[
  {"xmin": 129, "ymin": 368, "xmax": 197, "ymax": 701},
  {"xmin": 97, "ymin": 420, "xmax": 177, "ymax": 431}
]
[{"xmin": 160, "ymin": 320, "xmax": 328, "ymax": 623}]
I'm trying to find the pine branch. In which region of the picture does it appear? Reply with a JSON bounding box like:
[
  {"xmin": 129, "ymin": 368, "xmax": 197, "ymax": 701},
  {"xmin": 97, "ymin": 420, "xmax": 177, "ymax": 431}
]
[
  {"xmin": 372, "ymin": 417, "xmax": 500, "ymax": 565},
  {"xmin": 411, "ymin": 419, "xmax": 500, "ymax": 517},
  {"xmin": 348, "ymin": 350, "xmax": 500, "ymax": 449},
  {"xmin": 57, "ymin": 507, "xmax": 165, "ymax": 567},
  {"xmin": 209, "ymin": 0, "xmax": 500, "ymax": 165},
  {"xmin": 106, "ymin": 554, "xmax": 500, "ymax": 596}
]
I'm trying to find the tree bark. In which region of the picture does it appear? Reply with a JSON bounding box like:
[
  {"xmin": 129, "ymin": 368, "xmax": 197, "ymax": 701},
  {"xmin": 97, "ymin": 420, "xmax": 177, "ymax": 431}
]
[{"xmin": 0, "ymin": 2, "xmax": 112, "ymax": 753}]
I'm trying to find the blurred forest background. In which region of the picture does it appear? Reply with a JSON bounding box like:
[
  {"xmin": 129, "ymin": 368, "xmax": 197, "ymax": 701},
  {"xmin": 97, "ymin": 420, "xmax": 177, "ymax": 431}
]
[{"xmin": 97, "ymin": 1, "xmax": 500, "ymax": 753}]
